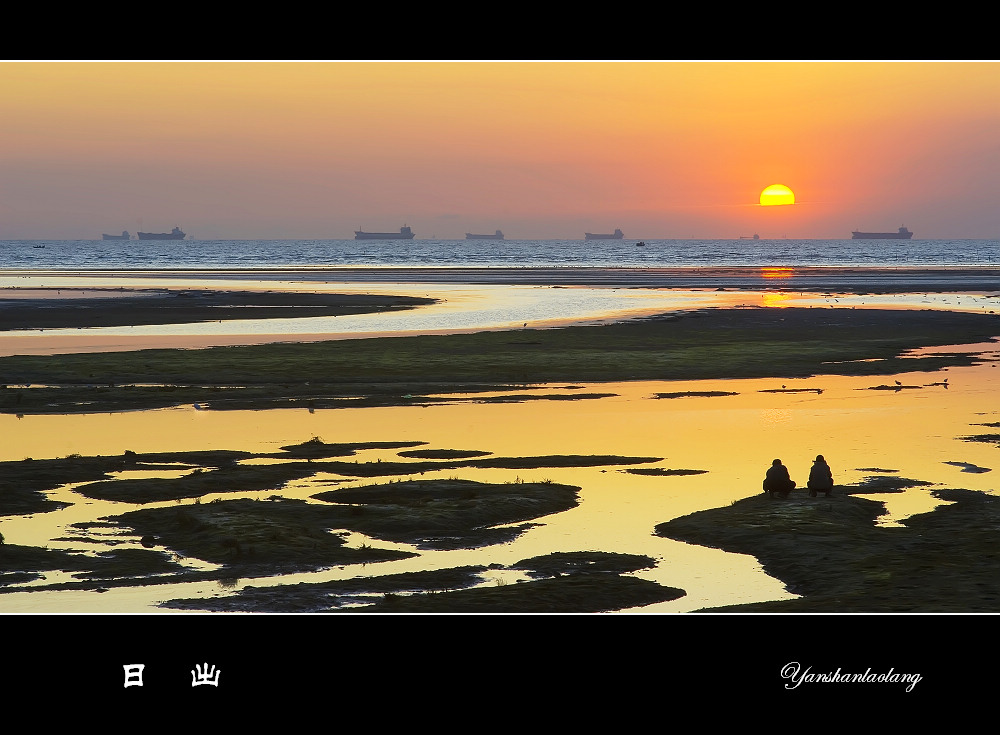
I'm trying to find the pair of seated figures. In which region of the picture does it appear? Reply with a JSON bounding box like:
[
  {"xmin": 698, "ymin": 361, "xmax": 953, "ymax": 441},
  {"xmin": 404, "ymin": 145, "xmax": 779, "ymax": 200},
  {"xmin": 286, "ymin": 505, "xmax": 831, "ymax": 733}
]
[{"xmin": 763, "ymin": 456, "xmax": 833, "ymax": 498}]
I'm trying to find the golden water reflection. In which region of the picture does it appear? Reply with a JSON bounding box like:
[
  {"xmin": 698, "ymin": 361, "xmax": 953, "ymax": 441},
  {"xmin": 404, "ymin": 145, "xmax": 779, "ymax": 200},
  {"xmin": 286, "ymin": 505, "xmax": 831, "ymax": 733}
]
[{"xmin": 0, "ymin": 349, "xmax": 997, "ymax": 613}]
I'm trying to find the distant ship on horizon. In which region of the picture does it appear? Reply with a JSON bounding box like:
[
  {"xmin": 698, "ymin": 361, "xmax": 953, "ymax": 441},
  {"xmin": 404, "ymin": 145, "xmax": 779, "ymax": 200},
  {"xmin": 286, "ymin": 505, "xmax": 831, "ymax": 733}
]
[
  {"xmin": 138, "ymin": 227, "xmax": 186, "ymax": 241},
  {"xmin": 355, "ymin": 226, "xmax": 415, "ymax": 240},
  {"xmin": 465, "ymin": 230, "xmax": 504, "ymax": 240},
  {"xmin": 584, "ymin": 228, "xmax": 624, "ymax": 240},
  {"xmin": 851, "ymin": 226, "xmax": 913, "ymax": 240},
  {"xmin": 102, "ymin": 230, "xmax": 131, "ymax": 241}
]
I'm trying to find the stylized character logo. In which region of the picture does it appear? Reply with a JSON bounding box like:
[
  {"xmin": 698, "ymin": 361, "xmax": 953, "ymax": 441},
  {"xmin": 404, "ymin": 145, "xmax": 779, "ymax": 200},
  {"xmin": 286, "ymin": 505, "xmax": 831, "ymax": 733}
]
[
  {"xmin": 192, "ymin": 662, "xmax": 221, "ymax": 687},
  {"xmin": 123, "ymin": 664, "xmax": 145, "ymax": 688}
]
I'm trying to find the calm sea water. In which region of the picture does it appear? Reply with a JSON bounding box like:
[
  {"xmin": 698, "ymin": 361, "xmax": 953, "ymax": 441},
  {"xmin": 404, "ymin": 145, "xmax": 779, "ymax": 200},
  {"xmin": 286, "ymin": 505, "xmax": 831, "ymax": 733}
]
[{"xmin": 2, "ymin": 238, "xmax": 999, "ymax": 270}]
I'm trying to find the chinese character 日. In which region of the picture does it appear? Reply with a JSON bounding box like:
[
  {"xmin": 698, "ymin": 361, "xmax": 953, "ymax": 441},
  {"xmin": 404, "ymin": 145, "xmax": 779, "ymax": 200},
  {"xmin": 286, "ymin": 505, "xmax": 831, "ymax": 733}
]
[
  {"xmin": 123, "ymin": 664, "xmax": 145, "ymax": 688},
  {"xmin": 192, "ymin": 663, "xmax": 221, "ymax": 687}
]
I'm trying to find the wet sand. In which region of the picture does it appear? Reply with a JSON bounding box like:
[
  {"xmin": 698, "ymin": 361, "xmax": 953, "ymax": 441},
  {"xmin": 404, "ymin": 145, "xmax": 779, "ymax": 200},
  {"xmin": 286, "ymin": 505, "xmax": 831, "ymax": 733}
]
[
  {"xmin": 0, "ymin": 286, "xmax": 439, "ymax": 355},
  {"xmin": 2, "ymin": 266, "xmax": 999, "ymax": 357},
  {"xmin": 0, "ymin": 288, "xmax": 434, "ymax": 330}
]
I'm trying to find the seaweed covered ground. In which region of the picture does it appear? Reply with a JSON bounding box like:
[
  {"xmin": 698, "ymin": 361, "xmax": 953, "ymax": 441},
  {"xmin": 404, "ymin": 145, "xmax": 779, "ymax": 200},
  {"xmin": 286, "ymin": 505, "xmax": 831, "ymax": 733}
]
[
  {"xmin": 0, "ymin": 288, "xmax": 436, "ymax": 330},
  {"xmin": 1, "ymin": 307, "xmax": 997, "ymax": 414},
  {"xmin": 162, "ymin": 552, "xmax": 684, "ymax": 613},
  {"xmin": 116, "ymin": 475, "xmax": 582, "ymax": 569},
  {"xmin": 656, "ymin": 481, "xmax": 1000, "ymax": 612},
  {"xmin": 0, "ymin": 438, "xmax": 675, "ymax": 610}
]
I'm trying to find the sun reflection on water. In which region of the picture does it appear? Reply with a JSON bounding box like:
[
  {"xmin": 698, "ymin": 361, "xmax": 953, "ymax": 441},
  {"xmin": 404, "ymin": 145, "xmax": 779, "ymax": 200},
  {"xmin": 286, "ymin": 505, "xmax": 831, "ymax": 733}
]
[{"xmin": 0, "ymin": 354, "xmax": 997, "ymax": 613}]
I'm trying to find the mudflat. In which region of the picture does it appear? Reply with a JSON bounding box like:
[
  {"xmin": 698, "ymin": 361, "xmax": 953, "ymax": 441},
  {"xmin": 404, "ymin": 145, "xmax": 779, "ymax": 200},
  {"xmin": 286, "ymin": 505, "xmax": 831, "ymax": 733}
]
[
  {"xmin": 0, "ymin": 288, "xmax": 435, "ymax": 330},
  {"xmin": 1, "ymin": 306, "xmax": 997, "ymax": 415}
]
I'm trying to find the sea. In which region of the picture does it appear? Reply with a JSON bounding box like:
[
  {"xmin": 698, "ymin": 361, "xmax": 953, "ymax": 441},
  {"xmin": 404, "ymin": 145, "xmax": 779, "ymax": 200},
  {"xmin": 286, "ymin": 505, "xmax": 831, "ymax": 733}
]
[{"xmin": 2, "ymin": 237, "xmax": 999, "ymax": 270}]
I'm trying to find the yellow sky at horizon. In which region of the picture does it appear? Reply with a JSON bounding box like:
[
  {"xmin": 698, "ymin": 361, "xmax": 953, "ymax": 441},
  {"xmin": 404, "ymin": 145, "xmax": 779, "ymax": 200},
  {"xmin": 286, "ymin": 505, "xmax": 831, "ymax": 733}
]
[{"xmin": 1, "ymin": 61, "xmax": 998, "ymax": 239}]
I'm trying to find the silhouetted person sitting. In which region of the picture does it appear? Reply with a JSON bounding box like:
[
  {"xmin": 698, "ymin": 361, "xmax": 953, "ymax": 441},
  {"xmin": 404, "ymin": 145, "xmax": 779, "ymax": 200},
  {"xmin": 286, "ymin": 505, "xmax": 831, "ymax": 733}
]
[
  {"xmin": 763, "ymin": 458, "xmax": 795, "ymax": 498},
  {"xmin": 807, "ymin": 454, "xmax": 834, "ymax": 497}
]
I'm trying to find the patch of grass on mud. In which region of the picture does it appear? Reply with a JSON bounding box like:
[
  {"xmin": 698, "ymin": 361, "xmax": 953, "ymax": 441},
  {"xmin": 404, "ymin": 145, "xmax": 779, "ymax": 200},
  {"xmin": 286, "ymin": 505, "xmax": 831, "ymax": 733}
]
[
  {"xmin": 849, "ymin": 476, "xmax": 936, "ymax": 494},
  {"xmin": 623, "ymin": 468, "xmax": 708, "ymax": 476},
  {"xmin": 0, "ymin": 545, "xmax": 100, "ymax": 586},
  {"xmin": 0, "ymin": 454, "xmax": 133, "ymax": 516},
  {"xmin": 356, "ymin": 575, "xmax": 682, "ymax": 613},
  {"xmin": 75, "ymin": 463, "xmax": 319, "ymax": 503},
  {"xmin": 396, "ymin": 449, "xmax": 493, "ymax": 459},
  {"xmin": 301, "ymin": 454, "xmax": 661, "ymax": 479},
  {"xmin": 353, "ymin": 551, "xmax": 683, "ymax": 613},
  {"xmin": 311, "ymin": 478, "xmax": 582, "ymax": 550},
  {"xmin": 758, "ymin": 387, "xmax": 824, "ymax": 394},
  {"xmin": 0, "ymin": 543, "xmax": 192, "ymax": 590},
  {"xmin": 510, "ymin": 550, "xmax": 658, "ymax": 578},
  {"xmin": 161, "ymin": 566, "xmax": 490, "ymax": 612},
  {"xmin": 960, "ymin": 433, "xmax": 1000, "ymax": 447},
  {"xmin": 102, "ymin": 477, "xmax": 583, "ymax": 577},
  {"xmin": 161, "ymin": 552, "xmax": 685, "ymax": 613},
  {"xmin": 276, "ymin": 438, "xmax": 427, "ymax": 459},
  {"xmin": 111, "ymin": 497, "xmax": 416, "ymax": 574},
  {"xmin": 656, "ymin": 483, "xmax": 1000, "ymax": 612},
  {"xmin": 462, "ymin": 392, "xmax": 618, "ymax": 403}
]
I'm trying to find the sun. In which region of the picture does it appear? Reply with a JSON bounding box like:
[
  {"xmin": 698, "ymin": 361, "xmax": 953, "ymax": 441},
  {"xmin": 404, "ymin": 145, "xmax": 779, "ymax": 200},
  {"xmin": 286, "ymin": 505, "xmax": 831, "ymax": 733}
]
[{"xmin": 760, "ymin": 184, "xmax": 795, "ymax": 206}]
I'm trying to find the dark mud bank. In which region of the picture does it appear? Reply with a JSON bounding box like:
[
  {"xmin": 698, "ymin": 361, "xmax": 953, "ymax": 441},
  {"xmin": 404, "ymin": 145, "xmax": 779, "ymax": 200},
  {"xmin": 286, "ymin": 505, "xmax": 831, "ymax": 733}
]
[{"xmin": 656, "ymin": 485, "xmax": 1000, "ymax": 612}]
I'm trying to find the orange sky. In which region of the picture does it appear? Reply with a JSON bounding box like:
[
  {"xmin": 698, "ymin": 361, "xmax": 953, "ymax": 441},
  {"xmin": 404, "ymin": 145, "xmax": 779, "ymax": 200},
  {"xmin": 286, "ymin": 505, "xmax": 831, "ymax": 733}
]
[{"xmin": 1, "ymin": 61, "xmax": 998, "ymax": 240}]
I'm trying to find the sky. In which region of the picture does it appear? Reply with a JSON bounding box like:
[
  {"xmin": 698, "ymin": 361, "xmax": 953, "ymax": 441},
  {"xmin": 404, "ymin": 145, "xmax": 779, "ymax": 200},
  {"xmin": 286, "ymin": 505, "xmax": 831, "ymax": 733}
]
[{"xmin": 1, "ymin": 61, "xmax": 998, "ymax": 241}]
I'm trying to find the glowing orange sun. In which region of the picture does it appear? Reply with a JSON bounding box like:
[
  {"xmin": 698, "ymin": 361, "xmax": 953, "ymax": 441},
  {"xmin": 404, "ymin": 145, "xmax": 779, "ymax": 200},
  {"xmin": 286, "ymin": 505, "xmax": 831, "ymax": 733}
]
[{"xmin": 760, "ymin": 184, "xmax": 795, "ymax": 206}]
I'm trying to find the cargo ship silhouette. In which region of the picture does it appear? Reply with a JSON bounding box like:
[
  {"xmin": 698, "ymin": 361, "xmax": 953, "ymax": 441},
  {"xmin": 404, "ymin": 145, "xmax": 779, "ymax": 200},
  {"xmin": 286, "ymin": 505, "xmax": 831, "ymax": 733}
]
[
  {"xmin": 138, "ymin": 227, "xmax": 186, "ymax": 240},
  {"xmin": 584, "ymin": 228, "xmax": 624, "ymax": 240},
  {"xmin": 851, "ymin": 226, "xmax": 913, "ymax": 240},
  {"xmin": 465, "ymin": 230, "xmax": 504, "ymax": 240},
  {"xmin": 355, "ymin": 226, "xmax": 415, "ymax": 240}
]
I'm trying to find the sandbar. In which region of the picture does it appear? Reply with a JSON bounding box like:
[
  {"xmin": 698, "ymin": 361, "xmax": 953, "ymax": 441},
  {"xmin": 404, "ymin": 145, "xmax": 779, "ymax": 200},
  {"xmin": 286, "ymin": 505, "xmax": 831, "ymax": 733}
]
[{"xmin": 2, "ymin": 266, "xmax": 1000, "ymax": 356}]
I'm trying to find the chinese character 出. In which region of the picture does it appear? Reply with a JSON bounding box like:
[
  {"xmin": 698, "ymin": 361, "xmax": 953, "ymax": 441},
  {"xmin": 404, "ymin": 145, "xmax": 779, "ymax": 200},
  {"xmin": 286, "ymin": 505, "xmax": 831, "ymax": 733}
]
[{"xmin": 192, "ymin": 662, "xmax": 221, "ymax": 687}]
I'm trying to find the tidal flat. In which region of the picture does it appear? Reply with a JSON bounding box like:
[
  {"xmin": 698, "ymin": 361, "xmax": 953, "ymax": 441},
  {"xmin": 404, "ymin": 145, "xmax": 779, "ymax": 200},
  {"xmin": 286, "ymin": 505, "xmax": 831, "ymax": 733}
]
[
  {"xmin": 1, "ymin": 281, "xmax": 1000, "ymax": 613},
  {"xmin": 1, "ymin": 306, "xmax": 998, "ymax": 415}
]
